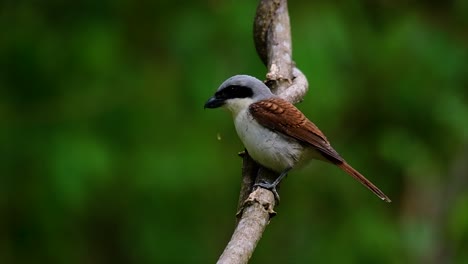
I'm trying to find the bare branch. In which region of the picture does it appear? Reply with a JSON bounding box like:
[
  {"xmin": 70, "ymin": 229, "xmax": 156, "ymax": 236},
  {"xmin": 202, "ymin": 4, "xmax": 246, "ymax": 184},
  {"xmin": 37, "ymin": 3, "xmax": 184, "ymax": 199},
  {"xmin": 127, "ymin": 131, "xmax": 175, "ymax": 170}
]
[
  {"xmin": 254, "ymin": 0, "xmax": 292, "ymax": 81},
  {"xmin": 277, "ymin": 67, "xmax": 308, "ymax": 104},
  {"xmin": 217, "ymin": 0, "xmax": 309, "ymax": 263},
  {"xmin": 217, "ymin": 189, "xmax": 276, "ymax": 264},
  {"xmin": 254, "ymin": 0, "xmax": 308, "ymax": 104},
  {"xmin": 235, "ymin": 152, "xmax": 259, "ymax": 219}
]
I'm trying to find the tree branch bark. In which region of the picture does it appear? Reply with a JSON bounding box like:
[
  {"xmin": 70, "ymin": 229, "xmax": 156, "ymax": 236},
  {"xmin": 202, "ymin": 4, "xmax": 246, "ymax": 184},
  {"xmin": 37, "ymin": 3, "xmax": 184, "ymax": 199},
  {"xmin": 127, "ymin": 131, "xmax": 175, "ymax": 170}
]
[
  {"xmin": 254, "ymin": 0, "xmax": 308, "ymax": 104},
  {"xmin": 217, "ymin": 0, "xmax": 309, "ymax": 263}
]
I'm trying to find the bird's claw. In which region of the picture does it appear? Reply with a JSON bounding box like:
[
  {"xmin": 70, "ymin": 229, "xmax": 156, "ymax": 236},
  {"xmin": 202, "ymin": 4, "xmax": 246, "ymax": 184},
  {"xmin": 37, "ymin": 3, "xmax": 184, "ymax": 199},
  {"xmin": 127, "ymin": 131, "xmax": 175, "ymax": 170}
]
[{"xmin": 253, "ymin": 180, "xmax": 280, "ymax": 204}]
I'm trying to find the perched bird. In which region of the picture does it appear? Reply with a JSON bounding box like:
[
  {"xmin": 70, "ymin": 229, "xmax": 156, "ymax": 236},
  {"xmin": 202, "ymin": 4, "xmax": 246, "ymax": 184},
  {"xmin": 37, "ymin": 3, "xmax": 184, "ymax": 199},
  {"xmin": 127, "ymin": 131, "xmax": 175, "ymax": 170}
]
[{"xmin": 204, "ymin": 75, "xmax": 391, "ymax": 202}]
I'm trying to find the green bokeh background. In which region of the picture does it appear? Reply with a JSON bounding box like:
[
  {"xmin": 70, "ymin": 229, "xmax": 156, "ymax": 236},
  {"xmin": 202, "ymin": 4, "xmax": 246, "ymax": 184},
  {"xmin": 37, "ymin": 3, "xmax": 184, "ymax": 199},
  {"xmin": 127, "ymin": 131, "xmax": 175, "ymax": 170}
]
[{"xmin": 1, "ymin": 1, "xmax": 468, "ymax": 263}]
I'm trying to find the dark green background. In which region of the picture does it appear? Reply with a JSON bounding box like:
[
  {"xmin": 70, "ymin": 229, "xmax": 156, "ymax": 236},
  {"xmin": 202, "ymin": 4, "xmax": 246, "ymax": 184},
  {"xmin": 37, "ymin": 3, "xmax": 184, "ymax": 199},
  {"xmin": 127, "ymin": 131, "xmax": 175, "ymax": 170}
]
[{"xmin": 1, "ymin": 0, "xmax": 468, "ymax": 263}]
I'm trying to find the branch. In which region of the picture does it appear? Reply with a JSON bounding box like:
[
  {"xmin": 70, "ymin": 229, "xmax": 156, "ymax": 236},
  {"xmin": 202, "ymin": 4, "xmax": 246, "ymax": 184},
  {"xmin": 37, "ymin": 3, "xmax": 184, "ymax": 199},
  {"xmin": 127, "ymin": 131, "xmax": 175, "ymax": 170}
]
[
  {"xmin": 254, "ymin": 0, "xmax": 308, "ymax": 103},
  {"xmin": 217, "ymin": 0, "xmax": 309, "ymax": 263},
  {"xmin": 218, "ymin": 188, "xmax": 276, "ymax": 264}
]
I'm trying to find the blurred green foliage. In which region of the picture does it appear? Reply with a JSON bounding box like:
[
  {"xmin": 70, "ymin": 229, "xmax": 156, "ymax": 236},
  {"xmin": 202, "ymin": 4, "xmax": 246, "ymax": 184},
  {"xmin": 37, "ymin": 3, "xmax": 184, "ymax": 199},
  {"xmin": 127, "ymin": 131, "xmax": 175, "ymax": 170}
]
[{"xmin": 1, "ymin": 0, "xmax": 468, "ymax": 263}]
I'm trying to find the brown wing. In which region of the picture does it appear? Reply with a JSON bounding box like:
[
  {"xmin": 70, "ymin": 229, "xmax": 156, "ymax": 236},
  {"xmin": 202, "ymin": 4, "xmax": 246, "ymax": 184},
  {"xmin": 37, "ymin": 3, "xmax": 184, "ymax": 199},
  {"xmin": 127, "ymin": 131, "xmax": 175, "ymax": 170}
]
[{"xmin": 249, "ymin": 98, "xmax": 343, "ymax": 164}]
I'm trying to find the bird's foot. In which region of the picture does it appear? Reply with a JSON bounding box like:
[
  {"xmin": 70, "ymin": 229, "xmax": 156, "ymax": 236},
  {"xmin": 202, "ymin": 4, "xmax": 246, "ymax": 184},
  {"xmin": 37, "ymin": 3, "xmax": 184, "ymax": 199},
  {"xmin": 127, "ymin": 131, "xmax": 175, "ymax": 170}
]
[
  {"xmin": 254, "ymin": 180, "xmax": 281, "ymax": 204},
  {"xmin": 253, "ymin": 167, "xmax": 292, "ymax": 205}
]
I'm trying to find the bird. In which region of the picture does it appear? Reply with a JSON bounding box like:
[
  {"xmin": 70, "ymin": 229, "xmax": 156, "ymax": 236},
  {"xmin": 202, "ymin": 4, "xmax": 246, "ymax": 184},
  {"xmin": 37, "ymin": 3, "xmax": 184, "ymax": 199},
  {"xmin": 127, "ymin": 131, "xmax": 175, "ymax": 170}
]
[{"xmin": 204, "ymin": 75, "xmax": 391, "ymax": 203}]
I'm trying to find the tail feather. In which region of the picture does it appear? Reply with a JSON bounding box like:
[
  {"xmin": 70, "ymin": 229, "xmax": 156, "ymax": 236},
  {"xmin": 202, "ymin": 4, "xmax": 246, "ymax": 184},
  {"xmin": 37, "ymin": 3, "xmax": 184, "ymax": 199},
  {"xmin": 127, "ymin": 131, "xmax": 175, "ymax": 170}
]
[{"xmin": 337, "ymin": 162, "xmax": 391, "ymax": 203}]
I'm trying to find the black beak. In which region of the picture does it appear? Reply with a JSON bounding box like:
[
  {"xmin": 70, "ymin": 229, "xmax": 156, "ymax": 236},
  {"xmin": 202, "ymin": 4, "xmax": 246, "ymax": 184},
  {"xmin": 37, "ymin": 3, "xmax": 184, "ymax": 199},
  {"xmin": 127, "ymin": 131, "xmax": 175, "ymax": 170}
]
[{"xmin": 204, "ymin": 97, "xmax": 225, "ymax": 109}]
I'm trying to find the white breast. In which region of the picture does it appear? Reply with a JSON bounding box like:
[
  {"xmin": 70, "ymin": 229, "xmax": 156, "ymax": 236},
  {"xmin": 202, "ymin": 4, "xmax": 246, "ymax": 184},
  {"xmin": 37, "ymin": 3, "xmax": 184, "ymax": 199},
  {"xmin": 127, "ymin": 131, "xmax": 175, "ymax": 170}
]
[{"xmin": 233, "ymin": 107, "xmax": 305, "ymax": 173}]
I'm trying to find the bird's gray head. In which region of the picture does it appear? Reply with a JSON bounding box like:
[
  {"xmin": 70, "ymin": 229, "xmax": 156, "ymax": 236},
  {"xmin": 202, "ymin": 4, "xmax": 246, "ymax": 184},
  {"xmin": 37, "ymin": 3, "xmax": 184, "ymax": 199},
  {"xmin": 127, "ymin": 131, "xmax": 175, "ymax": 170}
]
[{"xmin": 204, "ymin": 75, "xmax": 273, "ymax": 114}]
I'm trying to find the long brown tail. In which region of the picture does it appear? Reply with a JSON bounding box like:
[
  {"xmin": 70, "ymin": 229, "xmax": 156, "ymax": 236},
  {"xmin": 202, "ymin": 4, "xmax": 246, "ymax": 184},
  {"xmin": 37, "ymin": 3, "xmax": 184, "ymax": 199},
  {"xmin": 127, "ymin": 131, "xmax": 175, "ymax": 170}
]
[{"xmin": 337, "ymin": 162, "xmax": 391, "ymax": 203}]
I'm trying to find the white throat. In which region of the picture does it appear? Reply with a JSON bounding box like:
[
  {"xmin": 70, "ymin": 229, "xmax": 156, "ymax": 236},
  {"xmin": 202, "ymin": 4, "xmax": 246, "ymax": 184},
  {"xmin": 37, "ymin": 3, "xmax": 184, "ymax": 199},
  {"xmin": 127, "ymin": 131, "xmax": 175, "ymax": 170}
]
[{"xmin": 224, "ymin": 98, "xmax": 255, "ymax": 118}]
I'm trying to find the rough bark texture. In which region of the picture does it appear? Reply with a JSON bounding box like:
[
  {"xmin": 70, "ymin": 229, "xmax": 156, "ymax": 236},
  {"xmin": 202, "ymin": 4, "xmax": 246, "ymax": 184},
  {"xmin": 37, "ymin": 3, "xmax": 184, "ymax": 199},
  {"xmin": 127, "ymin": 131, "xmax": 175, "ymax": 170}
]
[
  {"xmin": 235, "ymin": 152, "xmax": 258, "ymax": 218},
  {"xmin": 217, "ymin": 0, "xmax": 309, "ymax": 263},
  {"xmin": 218, "ymin": 189, "xmax": 276, "ymax": 264},
  {"xmin": 253, "ymin": 0, "xmax": 308, "ymax": 104}
]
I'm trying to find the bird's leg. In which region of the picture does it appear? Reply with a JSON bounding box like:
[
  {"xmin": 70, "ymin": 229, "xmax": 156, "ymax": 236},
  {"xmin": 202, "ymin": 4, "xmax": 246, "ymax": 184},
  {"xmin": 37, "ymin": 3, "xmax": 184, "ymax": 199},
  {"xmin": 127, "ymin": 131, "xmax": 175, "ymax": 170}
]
[{"xmin": 254, "ymin": 167, "xmax": 292, "ymax": 203}]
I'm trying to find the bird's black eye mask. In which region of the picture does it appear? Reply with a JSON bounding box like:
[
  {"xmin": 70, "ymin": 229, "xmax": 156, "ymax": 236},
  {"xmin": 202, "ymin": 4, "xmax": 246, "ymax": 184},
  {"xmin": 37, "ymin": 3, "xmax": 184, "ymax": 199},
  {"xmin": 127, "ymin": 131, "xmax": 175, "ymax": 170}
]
[{"xmin": 215, "ymin": 85, "xmax": 253, "ymax": 100}]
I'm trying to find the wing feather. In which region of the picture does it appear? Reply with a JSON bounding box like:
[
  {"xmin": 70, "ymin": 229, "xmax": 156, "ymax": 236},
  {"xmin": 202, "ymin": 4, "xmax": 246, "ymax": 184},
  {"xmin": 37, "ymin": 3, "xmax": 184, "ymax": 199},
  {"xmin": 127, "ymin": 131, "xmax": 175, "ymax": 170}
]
[{"xmin": 249, "ymin": 98, "xmax": 343, "ymax": 164}]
